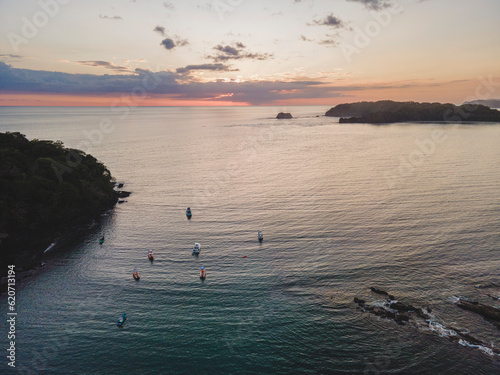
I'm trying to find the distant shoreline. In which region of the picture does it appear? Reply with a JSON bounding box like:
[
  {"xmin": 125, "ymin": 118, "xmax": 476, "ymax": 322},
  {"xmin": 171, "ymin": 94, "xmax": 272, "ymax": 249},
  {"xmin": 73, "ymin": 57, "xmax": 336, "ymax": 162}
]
[{"xmin": 325, "ymin": 100, "xmax": 500, "ymax": 124}]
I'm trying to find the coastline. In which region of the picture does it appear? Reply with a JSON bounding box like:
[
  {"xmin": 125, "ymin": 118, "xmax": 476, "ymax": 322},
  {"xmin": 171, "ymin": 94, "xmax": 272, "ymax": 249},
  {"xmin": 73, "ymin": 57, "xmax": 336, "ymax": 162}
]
[
  {"xmin": 0, "ymin": 132, "xmax": 131, "ymax": 285},
  {"xmin": 0, "ymin": 190, "xmax": 130, "ymax": 292}
]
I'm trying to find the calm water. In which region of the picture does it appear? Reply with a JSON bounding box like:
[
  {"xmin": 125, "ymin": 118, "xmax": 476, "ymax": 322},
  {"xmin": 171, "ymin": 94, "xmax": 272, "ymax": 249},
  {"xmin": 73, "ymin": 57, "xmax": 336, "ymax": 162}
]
[{"xmin": 0, "ymin": 106, "xmax": 499, "ymax": 374}]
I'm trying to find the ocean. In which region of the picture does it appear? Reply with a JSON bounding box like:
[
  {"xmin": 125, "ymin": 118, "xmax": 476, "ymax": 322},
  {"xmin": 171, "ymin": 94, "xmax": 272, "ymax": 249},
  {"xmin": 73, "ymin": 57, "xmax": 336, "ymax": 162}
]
[{"xmin": 0, "ymin": 106, "xmax": 499, "ymax": 374}]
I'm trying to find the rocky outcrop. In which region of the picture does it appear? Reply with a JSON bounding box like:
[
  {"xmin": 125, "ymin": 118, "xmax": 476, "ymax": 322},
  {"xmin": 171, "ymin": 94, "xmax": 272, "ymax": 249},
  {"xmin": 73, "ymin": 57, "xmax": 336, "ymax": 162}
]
[
  {"xmin": 276, "ymin": 112, "xmax": 292, "ymax": 119},
  {"xmin": 370, "ymin": 287, "xmax": 395, "ymax": 300},
  {"xmin": 351, "ymin": 287, "xmax": 500, "ymax": 356},
  {"xmin": 456, "ymin": 299, "xmax": 500, "ymax": 327},
  {"xmin": 117, "ymin": 191, "xmax": 131, "ymax": 198}
]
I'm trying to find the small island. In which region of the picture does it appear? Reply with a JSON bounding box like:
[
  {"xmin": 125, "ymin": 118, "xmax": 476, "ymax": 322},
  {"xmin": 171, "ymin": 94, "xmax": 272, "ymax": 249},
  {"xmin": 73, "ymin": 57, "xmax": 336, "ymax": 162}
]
[
  {"xmin": 325, "ymin": 100, "xmax": 500, "ymax": 124},
  {"xmin": 276, "ymin": 112, "xmax": 293, "ymax": 119},
  {"xmin": 0, "ymin": 132, "xmax": 126, "ymax": 278}
]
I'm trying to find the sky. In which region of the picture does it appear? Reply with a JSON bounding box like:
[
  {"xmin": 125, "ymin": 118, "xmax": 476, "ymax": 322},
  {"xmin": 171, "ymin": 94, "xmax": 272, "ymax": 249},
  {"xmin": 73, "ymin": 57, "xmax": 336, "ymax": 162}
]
[{"xmin": 0, "ymin": 0, "xmax": 499, "ymax": 106}]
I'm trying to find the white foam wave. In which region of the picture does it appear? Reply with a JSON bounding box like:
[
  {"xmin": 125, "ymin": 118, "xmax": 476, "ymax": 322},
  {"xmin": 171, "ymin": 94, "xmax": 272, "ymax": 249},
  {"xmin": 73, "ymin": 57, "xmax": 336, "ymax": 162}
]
[
  {"xmin": 449, "ymin": 296, "xmax": 460, "ymax": 304},
  {"xmin": 428, "ymin": 321, "xmax": 457, "ymax": 337},
  {"xmin": 458, "ymin": 339, "xmax": 495, "ymax": 356}
]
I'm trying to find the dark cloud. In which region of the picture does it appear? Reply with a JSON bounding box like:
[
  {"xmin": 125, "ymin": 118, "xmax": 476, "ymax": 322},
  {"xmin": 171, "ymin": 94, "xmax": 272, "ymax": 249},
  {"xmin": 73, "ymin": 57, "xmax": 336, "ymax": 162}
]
[
  {"xmin": 160, "ymin": 38, "xmax": 176, "ymax": 50},
  {"xmin": 300, "ymin": 35, "xmax": 313, "ymax": 42},
  {"xmin": 346, "ymin": 0, "xmax": 393, "ymax": 11},
  {"xmin": 154, "ymin": 26, "xmax": 166, "ymax": 36},
  {"xmin": 209, "ymin": 43, "xmax": 272, "ymax": 62},
  {"xmin": 313, "ymin": 14, "xmax": 345, "ymax": 28},
  {"xmin": 0, "ymin": 62, "xmax": 178, "ymax": 95},
  {"xmin": 77, "ymin": 61, "xmax": 131, "ymax": 72},
  {"xmin": 319, "ymin": 39, "xmax": 337, "ymax": 47},
  {"xmin": 99, "ymin": 14, "xmax": 123, "ymax": 20},
  {"xmin": 0, "ymin": 62, "xmax": 335, "ymax": 104},
  {"xmin": 214, "ymin": 45, "xmax": 240, "ymax": 56},
  {"xmin": 158, "ymin": 34, "xmax": 189, "ymax": 50},
  {"xmin": 176, "ymin": 63, "xmax": 238, "ymax": 74},
  {"xmin": 0, "ymin": 62, "xmax": 440, "ymax": 105}
]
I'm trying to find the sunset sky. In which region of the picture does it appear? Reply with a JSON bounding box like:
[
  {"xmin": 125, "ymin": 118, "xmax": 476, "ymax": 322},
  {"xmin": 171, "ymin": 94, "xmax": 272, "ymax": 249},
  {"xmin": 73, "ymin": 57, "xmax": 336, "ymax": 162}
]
[{"xmin": 0, "ymin": 0, "xmax": 499, "ymax": 106}]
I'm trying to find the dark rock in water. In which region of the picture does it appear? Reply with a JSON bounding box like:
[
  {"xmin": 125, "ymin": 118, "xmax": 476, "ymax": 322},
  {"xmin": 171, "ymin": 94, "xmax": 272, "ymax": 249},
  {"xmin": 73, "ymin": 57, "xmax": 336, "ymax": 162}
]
[
  {"xmin": 389, "ymin": 301, "xmax": 413, "ymax": 312},
  {"xmin": 117, "ymin": 191, "xmax": 131, "ymax": 198},
  {"xmin": 276, "ymin": 112, "xmax": 292, "ymax": 119},
  {"xmin": 394, "ymin": 312, "xmax": 410, "ymax": 323},
  {"xmin": 372, "ymin": 307, "xmax": 386, "ymax": 317},
  {"xmin": 475, "ymin": 282, "xmax": 500, "ymax": 289},
  {"xmin": 353, "ymin": 290, "xmax": 500, "ymax": 355},
  {"xmin": 370, "ymin": 287, "xmax": 392, "ymax": 298},
  {"xmin": 117, "ymin": 183, "xmax": 124, "ymax": 188},
  {"xmin": 388, "ymin": 294, "xmax": 395, "ymax": 300},
  {"xmin": 414, "ymin": 307, "xmax": 431, "ymax": 320},
  {"xmin": 385, "ymin": 310, "xmax": 396, "ymax": 319},
  {"xmin": 456, "ymin": 299, "xmax": 500, "ymax": 324},
  {"xmin": 354, "ymin": 297, "xmax": 365, "ymax": 305}
]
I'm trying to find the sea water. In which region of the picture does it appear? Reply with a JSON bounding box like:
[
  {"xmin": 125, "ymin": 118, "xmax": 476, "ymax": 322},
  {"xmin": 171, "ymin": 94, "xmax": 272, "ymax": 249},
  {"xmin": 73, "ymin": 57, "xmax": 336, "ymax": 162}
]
[{"xmin": 0, "ymin": 106, "xmax": 499, "ymax": 374}]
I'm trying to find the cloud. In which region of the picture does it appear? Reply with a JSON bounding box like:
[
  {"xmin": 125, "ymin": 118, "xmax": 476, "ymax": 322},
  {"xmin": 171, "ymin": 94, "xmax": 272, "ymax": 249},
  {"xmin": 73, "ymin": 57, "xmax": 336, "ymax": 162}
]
[
  {"xmin": 123, "ymin": 58, "xmax": 148, "ymax": 63},
  {"xmin": 0, "ymin": 62, "xmax": 334, "ymax": 104},
  {"xmin": 0, "ymin": 62, "xmax": 179, "ymax": 95},
  {"xmin": 176, "ymin": 63, "xmax": 238, "ymax": 74},
  {"xmin": 300, "ymin": 35, "xmax": 313, "ymax": 42},
  {"xmin": 215, "ymin": 44, "xmax": 240, "ymax": 56},
  {"xmin": 77, "ymin": 61, "xmax": 131, "ymax": 72},
  {"xmin": 346, "ymin": 0, "xmax": 393, "ymax": 11},
  {"xmin": 313, "ymin": 14, "xmax": 346, "ymax": 28},
  {"xmin": 99, "ymin": 14, "xmax": 123, "ymax": 20},
  {"xmin": 319, "ymin": 39, "xmax": 337, "ymax": 47},
  {"xmin": 209, "ymin": 43, "xmax": 273, "ymax": 62},
  {"xmin": 154, "ymin": 26, "xmax": 166, "ymax": 36},
  {"xmin": 176, "ymin": 39, "xmax": 189, "ymax": 47},
  {"xmin": 0, "ymin": 54, "xmax": 22, "ymax": 59},
  {"xmin": 0, "ymin": 54, "xmax": 25, "ymax": 63},
  {"xmin": 163, "ymin": 2, "xmax": 174, "ymax": 10},
  {"xmin": 0, "ymin": 62, "xmax": 456, "ymax": 105},
  {"xmin": 158, "ymin": 32, "xmax": 189, "ymax": 50},
  {"xmin": 160, "ymin": 38, "xmax": 176, "ymax": 50}
]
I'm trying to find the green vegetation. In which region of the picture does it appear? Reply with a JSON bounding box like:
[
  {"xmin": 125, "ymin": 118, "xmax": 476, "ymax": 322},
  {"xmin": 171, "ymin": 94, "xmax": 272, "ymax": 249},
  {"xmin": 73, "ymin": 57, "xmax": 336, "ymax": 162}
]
[
  {"xmin": 0, "ymin": 132, "xmax": 119, "ymax": 274},
  {"xmin": 325, "ymin": 100, "xmax": 500, "ymax": 123}
]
